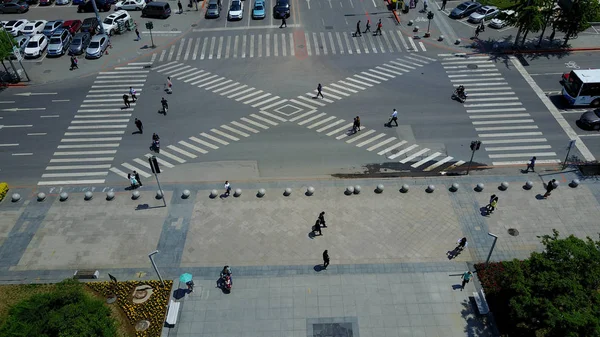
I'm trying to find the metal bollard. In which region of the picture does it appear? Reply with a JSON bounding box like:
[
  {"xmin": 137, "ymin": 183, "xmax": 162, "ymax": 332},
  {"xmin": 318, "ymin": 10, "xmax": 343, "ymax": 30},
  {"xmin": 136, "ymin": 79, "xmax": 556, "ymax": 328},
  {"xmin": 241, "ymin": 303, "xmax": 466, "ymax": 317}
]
[
  {"xmin": 84, "ymin": 191, "xmax": 93, "ymax": 201},
  {"xmin": 257, "ymin": 188, "xmax": 266, "ymax": 198},
  {"xmin": 59, "ymin": 192, "xmax": 69, "ymax": 201},
  {"xmin": 499, "ymin": 182, "xmax": 509, "ymax": 191},
  {"xmin": 426, "ymin": 185, "xmax": 435, "ymax": 193},
  {"xmin": 375, "ymin": 184, "xmax": 384, "ymax": 194},
  {"xmin": 132, "ymin": 191, "xmax": 140, "ymax": 200},
  {"xmin": 475, "ymin": 183, "xmax": 484, "ymax": 192},
  {"xmin": 182, "ymin": 189, "xmax": 191, "ymax": 199},
  {"xmin": 234, "ymin": 188, "xmax": 242, "ymax": 197},
  {"xmin": 569, "ymin": 179, "xmax": 580, "ymax": 188},
  {"xmin": 449, "ymin": 183, "xmax": 459, "ymax": 192},
  {"xmin": 106, "ymin": 191, "xmax": 115, "ymax": 200},
  {"xmin": 524, "ymin": 181, "xmax": 533, "ymax": 190},
  {"xmin": 306, "ymin": 186, "xmax": 315, "ymax": 196},
  {"xmin": 11, "ymin": 193, "xmax": 21, "ymax": 202},
  {"xmin": 210, "ymin": 189, "xmax": 218, "ymax": 198},
  {"xmin": 37, "ymin": 192, "xmax": 46, "ymax": 201},
  {"xmin": 345, "ymin": 186, "xmax": 354, "ymax": 195},
  {"xmin": 354, "ymin": 185, "xmax": 361, "ymax": 194},
  {"xmin": 284, "ymin": 188, "xmax": 292, "ymax": 196},
  {"xmin": 400, "ymin": 184, "xmax": 409, "ymax": 193}
]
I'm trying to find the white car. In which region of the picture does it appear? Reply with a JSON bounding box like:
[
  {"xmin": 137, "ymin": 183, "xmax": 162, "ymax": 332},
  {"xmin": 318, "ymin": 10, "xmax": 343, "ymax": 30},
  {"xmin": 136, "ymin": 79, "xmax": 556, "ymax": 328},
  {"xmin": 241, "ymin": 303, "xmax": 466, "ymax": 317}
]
[
  {"xmin": 102, "ymin": 9, "xmax": 131, "ymax": 35},
  {"xmin": 490, "ymin": 10, "xmax": 514, "ymax": 28},
  {"xmin": 115, "ymin": 0, "xmax": 146, "ymax": 10},
  {"xmin": 21, "ymin": 20, "xmax": 47, "ymax": 36},
  {"xmin": 23, "ymin": 34, "xmax": 48, "ymax": 58},
  {"xmin": 228, "ymin": 0, "xmax": 243, "ymax": 20},
  {"xmin": 4, "ymin": 19, "xmax": 29, "ymax": 36},
  {"xmin": 56, "ymin": 0, "xmax": 70, "ymax": 4}
]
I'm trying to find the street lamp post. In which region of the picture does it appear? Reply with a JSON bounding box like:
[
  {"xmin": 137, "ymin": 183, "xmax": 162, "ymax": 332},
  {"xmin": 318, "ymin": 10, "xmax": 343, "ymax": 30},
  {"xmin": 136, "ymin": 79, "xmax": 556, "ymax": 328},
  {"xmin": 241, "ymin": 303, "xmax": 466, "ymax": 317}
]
[
  {"xmin": 148, "ymin": 250, "xmax": 165, "ymax": 287},
  {"xmin": 485, "ymin": 233, "xmax": 498, "ymax": 267}
]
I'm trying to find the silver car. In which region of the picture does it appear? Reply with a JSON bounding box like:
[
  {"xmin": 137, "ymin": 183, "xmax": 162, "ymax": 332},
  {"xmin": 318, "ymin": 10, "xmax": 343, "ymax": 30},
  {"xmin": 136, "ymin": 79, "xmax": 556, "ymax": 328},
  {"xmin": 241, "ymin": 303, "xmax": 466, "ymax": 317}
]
[
  {"xmin": 85, "ymin": 33, "xmax": 109, "ymax": 59},
  {"xmin": 47, "ymin": 30, "xmax": 72, "ymax": 56}
]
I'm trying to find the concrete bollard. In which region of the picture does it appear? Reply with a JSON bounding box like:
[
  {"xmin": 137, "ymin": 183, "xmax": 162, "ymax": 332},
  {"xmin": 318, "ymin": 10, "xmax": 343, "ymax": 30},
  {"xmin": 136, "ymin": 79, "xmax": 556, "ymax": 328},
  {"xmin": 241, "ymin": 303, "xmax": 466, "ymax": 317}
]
[
  {"xmin": 499, "ymin": 182, "xmax": 509, "ymax": 191},
  {"xmin": 182, "ymin": 189, "xmax": 191, "ymax": 199},
  {"xmin": 155, "ymin": 190, "xmax": 164, "ymax": 200},
  {"xmin": 569, "ymin": 179, "xmax": 580, "ymax": 188},
  {"xmin": 400, "ymin": 184, "xmax": 409, "ymax": 193},
  {"xmin": 132, "ymin": 191, "xmax": 140, "ymax": 200},
  {"xmin": 210, "ymin": 189, "xmax": 218, "ymax": 199},
  {"xmin": 413, "ymin": 26, "xmax": 419, "ymax": 33},
  {"xmin": 426, "ymin": 185, "xmax": 435, "ymax": 193},
  {"xmin": 37, "ymin": 192, "xmax": 46, "ymax": 202},
  {"xmin": 11, "ymin": 193, "xmax": 21, "ymax": 202},
  {"xmin": 524, "ymin": 181, "xmax": 533, "ymax": 190},
  {"xmin": 284, "ymin": 188, "xmax": 292, "ymax": 196},
  {"xmin": 345, "ymin": 186, "xmax": 354, "ymax": 195},
  {"xmin": 106, "ymin": 191, "xmax": 115, "ymax": 200},
  {"xmin": 438, "ymin": 35, "xmax": 444, "ymax": 41},
  {"xmin": 455, "ymin": 39, "xmax": 461, "ymax": 45},
  {"xmin": 257, "ymin": 188, "xmax": 266, "ymax": 198},
  {"xmin": 59, "ymin": 192, "xmax": 69, "ymax": 201},
  {"xmin": 449, "ymin": 183, "xmax": 459, "ymax": 192},
  {"xmin": 375, "ymin": 184, "xmax": 384, "ymax": 194},
  {"xmin": 354, "ymin": 185, "xmax": 361, "ymax": 194},
  {"xmin": 306, "ymin": 186, "xmax": 315, "ymax": 196},
  {"xmin": 408, "ymin": 20, "xmax": 414, "ymax": 26},
  {"xmin": 475, "ymin": 183, "xmax": 484, "ymax": 192},
  {"xmin": 234, "ymin": 188, "xmax": 242, "ymax": 197},
  {"xmin": 84, "ymin": 191, "xmax": 93, "ymax": 201}
]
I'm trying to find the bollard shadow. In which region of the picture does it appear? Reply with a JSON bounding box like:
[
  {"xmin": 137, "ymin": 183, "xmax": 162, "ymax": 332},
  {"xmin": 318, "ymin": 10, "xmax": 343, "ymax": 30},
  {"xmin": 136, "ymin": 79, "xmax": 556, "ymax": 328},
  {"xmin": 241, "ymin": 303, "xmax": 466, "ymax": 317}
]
[
  {"xmin": 173, "ymin": 288, "xmax": 187, "ymax": 300},
  {"xmin": 314, "ymin": 264, "xmax": 325, "ymax": 272}
]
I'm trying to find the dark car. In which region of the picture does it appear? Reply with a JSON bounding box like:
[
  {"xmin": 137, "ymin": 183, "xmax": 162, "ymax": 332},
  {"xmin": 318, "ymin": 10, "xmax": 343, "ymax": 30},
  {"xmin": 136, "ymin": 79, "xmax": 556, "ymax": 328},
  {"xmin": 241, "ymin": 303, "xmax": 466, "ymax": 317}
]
[
  {"xmin": 72, "ymin": 0, "xmax": 84, "ymax": 4},
  {"xmin": 578, "ymin": 109, "xmax": 600, "ymax": 130},
  {"xmin": 0, "ymin": 0, "xmax": 28, "ymax": 13},
  {"xmin": 62, "ymin": 19, "xmax": 82, "ymax": 34},
  {"xmin": 38, "ymin": 0, "xmax": 53, "ymax": 5},
  {"xmin": 272, "ymin": 0, "xmax": 289, "ymax": 18},
  {"xmin": 78, "ymin": 0, "xmax": 111, "ymax": 12},
  {"xmin": 449, "ymin": 1, "xmax": 482, "ymax": 18},
  {"xmin": 69, "ymin": 31, "xmax": 91, "ymax": 55},
  {"xmin": 141, "ymin": 1, "xmax": 171, "ymax": 18},
  {"xmin": 81, "ymin": 17, "xmax": 99, "ymax": 34}
]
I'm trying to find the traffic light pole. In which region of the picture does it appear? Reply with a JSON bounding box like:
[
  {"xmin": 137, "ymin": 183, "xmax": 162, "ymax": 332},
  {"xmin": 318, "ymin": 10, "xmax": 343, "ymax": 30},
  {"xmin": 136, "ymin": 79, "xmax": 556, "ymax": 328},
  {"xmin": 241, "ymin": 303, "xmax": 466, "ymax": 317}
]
[
  {"xmin": 466, "ymin": 149, "xmax": 476, "ymax": 175},
  {"xmin": 149, "ymin": 156, "xmax": 166, "ymax": 207},
  {"xmin": 466, "ymin": 140, "xmax": 481, "ymax": 175},
  {"xmin": 145, "ymin": 22, "xmax": 156, "ymax": 48}
]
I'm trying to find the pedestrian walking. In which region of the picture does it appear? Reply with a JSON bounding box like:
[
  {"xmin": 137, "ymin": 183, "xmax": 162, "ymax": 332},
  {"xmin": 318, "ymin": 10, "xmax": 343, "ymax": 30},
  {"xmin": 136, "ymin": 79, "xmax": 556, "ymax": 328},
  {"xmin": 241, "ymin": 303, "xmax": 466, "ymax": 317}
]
[
  {"xmin": 388, "ymin": 109, "xmax": 398, "ymax": 126},
  {"xmin": 279, "ymin": 15, "xmax": 287, "ymax": 28},
  {"xmin": 486, "ymin": 195, "xmax": 498, "ymax": 214},
  {"xmin": 322, "ymin": 250, "xmax": 330, "ymax": 269},
  {"xmin": 186, "ymin": 280, "xmax": 194, "ymax": 292},
  {"xmin": 318, "ymin": 211, "xmax": 326, "ymax": 227},
  {"xmin": 165, "ymin": 76, "xmax": 173, "ymax": 93},
  {"xmin": 460, "ymin": 271, "xmax": 473, "ymax": 291},
  {"xmin": 543, "ymin": 179, "xmax": 557, "ymax": 198},
  {"xmin": 316, "ymin": 83, "xmax": 324, "ymax": 98},
  {"xmin": 422, "ymin": 0, "xmax": 428, "ymax": 12},
  {"xmin": 128, "ymin": 173, "xmax": 138, "ymax": 189},
  {"xmin": 134, "ymin": 118, "xmax": 143, "ymax": 134},
  {"xmin": 363, "ymin": 19, "xmax": 371, "ymax": 33},
  {"xmin": 525, "ymin": 156, "xmax": 536, "ymax": 172},
  {"xmin": 456, "ymin": 237, "xmax": 468, "ymax": 251},
  {"xmin": 135, "ymin": 28, "xmax": 141, "ymax": 40},
  {"xmin": 353, "ymin": 116, "xmax": 361, "ymax": 132},
  {"xmin": 130, "ymin": 87, "xmax": 137, "ymax": 102},
  {"xmin": 134, "ymin": 171, "xmax": 142, "ymax": 186},
  {"xmin": 224, "ymin": 181, "xmax": 231, "ymax": 196},
  {"xmin": 375, "ymin": 19, "xmax": 382, "ymax": 36},
  {"xmin": 178, "ymin": 0, "xmax": 183, "ymax": 13},
  {"xmin": 313, "ymin": 220, "xmax": 322, "ymax": 236},
  {"xmin": 441, "ymin": 0, "xmax": 447, "ymax": 10},
  {"xmin": 474, "ymin": 25, "xmax": 482, "ymax": 38},
  {"xmin": 355, "ymin": 20, "xmax": 362, "ymax": 37},
  {"xmin": 479, "ymin": 22, "xmax": 485, "ymax": 33},
  {"xmin": 123, "ymin": 94, "xmax": 131, "ymax": 108},
  {"xmin": 70, "ymin": 56, "xmax": 78, "ymax": 70}
]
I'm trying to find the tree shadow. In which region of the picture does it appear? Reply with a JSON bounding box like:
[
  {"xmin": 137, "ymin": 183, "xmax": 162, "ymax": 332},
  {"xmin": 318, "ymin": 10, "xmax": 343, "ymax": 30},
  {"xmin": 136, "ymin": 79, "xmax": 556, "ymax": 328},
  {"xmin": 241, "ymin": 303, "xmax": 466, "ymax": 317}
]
[{"xmin": 459, "ymin": 299, "xmax": 499, "ymax": 337}]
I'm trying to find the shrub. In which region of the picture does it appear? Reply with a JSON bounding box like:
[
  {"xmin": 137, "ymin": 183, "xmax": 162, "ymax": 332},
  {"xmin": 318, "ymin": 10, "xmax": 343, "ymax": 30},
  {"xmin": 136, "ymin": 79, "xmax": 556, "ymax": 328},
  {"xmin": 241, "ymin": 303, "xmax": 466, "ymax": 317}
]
[{"xmin": 0, "ymin": 182, "xmax": 8, "ymax": 202}]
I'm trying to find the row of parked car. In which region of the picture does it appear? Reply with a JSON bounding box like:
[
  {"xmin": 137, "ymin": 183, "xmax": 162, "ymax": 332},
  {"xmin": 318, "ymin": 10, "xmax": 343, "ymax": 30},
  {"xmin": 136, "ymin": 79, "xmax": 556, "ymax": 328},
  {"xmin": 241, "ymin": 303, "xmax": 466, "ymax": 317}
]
[
  {"xmin": 449, "ymin": 1, "xmax": 514, "ymax": 28},
  {"xmin": 1, "ymin": 16, "xmax": 118, "ymax": 59},
  {"xmin": 0, "ymin": 0, "xmax": 171, "ymax": 18},
  {"xmin": 204, "ymin": 0, "xmax": 289, "ymax": 20}
]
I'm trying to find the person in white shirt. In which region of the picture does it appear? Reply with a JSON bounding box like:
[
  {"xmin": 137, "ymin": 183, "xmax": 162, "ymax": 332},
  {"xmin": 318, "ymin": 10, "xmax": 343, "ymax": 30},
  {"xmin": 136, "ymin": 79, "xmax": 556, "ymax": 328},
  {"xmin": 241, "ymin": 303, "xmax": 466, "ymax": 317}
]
[
  {"xmin": 129, "ymin": 87, "xmax": 137, "ymax": 102},
  {"xmin": 388, "ymin": 109, "xmax": 398, "ymax": 126}
]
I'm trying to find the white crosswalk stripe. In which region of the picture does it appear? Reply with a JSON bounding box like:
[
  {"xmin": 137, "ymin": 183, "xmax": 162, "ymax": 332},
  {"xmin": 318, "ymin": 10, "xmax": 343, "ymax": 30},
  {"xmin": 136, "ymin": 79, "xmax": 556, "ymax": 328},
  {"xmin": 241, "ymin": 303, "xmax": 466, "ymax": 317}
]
[
  {"xmin": 151, "ymin": 30, "xmax": 427, "ymax": 63},
  {"xmin": 38, "ymin": 63, "xmax": 149, "ymax": 186},
  {"xmin": 439, "ymin": 53, "xmax": 560, "ymax": 167}
]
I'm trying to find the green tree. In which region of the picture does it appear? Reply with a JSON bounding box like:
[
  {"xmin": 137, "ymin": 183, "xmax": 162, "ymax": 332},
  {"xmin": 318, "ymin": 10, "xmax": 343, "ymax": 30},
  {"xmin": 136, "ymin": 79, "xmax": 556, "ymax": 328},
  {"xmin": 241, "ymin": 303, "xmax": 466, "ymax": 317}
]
[
  {"xmin": 554, "ymin": 0, "xmax": 600, "ymax": 46},
  {"xmin": 0, "ymin": 31, "xmax": 16, "ymax": 75},
  {"xmin": 507, "ymin": 0, "xmax": 546, "ymax": 47},
  {"xmin": 536, "ymin": 0, "xmax": 560, "ymax": 46}
]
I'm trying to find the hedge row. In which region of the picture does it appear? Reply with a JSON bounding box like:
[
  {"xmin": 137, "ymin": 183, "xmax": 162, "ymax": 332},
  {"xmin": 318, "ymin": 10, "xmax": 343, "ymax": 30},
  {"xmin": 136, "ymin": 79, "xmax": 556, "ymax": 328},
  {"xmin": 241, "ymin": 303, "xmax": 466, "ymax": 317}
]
[{"xmin": 0, "ymin": 183, "xmax": 8, "ymax": 202}]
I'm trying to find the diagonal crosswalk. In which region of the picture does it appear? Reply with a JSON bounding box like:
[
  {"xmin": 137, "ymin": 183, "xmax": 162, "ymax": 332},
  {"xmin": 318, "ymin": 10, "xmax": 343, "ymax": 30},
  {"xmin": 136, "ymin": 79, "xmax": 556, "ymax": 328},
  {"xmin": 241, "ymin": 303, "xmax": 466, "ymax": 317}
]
[
  {"xmin": 439, "ymin": 53, "xmax": 561, "ymax": 166},
  {"xmin": 37, "ymin": 62, "xmax": 152, "ymax": 186},
  {"xmin": 152, "ymin": 30, "xmax": 427, "ymax": 63}
]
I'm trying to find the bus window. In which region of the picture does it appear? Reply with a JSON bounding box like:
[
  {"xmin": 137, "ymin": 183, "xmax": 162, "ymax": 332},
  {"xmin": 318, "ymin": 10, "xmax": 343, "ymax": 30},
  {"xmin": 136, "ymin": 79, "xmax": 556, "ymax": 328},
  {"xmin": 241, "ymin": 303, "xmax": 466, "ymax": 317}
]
[
  {"xmin": 563, "ymin": 73, "xmax": 583, "ymax": 97},
  {"xmin": 580, "ymin": 84, "xmax": 600, "ymax": 97}
]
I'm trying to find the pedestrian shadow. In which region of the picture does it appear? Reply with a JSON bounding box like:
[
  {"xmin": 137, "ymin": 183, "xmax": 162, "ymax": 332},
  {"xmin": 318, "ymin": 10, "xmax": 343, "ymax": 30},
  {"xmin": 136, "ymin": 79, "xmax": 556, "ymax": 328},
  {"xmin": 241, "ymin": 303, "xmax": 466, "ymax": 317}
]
[
  {"xmin": 479, "ymin": 206, "xmax": 492, "ymax": 216},
  {"xmin": 132, "ymin": 131, "xmax": 142, "ymax": 135},
  {"xmin": 219, "ymin": 193, "xmax": 229, "ymax": 199},
  {"xmin": 121, "ymin": 106, "xmax": 130, "ymax": 110},
  {"xmin": 451, "ymin": 284, "xmax": 463, "ymax": 291},
  {"xmin": 308, "ymin": 231, "xmax": 319, "ymax": 239},
  {"xmin": 446, "ymin": 248, "xmax": 462, "ymax": 260},
  {"xmin": 313, "ymin": 264, "xmax": 326, "ymax": 272}
]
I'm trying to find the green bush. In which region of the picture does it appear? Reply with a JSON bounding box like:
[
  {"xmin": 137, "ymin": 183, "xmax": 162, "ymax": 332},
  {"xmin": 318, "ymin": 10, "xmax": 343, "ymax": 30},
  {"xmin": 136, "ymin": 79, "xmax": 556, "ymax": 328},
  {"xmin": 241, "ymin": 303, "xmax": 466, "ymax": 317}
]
[
  {"xmin": 0, "ymin": 182, "xmax": 8, "ymax": 202},
  {"xmin": 479, "ymin": 0, "xmax": 513, "ymax": 10},
  {"xmin": 0, "ymin": 279, "xmax": 117, "ymax": 337}
]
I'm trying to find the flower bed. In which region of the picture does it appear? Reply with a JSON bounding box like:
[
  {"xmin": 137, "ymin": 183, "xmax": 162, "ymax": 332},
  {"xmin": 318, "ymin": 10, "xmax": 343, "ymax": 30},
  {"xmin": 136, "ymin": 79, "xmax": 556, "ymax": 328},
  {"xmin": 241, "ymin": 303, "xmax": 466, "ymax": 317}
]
[
  {"xmin": 0, "ymin": 182, "xmax": 8, "ymax": 202},
  {"xmin": 87, "ymin": 280, "xmax": 173, "ymax": 337}
]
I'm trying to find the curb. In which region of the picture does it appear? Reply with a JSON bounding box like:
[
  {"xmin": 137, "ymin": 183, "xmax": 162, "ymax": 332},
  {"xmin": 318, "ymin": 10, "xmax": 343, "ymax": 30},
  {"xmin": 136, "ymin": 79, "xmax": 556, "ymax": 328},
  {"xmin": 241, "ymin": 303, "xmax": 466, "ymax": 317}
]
[
  {"xmin": 4, "ymin": 83, "xmax": 28, "ymax": 87},
  {"xmin": 384, "ymin": 0, "xmax": 401, "ymax": 24},
  {"xmin": 496, "ymin": 46, "xmax": 600, "ymax": 55}
]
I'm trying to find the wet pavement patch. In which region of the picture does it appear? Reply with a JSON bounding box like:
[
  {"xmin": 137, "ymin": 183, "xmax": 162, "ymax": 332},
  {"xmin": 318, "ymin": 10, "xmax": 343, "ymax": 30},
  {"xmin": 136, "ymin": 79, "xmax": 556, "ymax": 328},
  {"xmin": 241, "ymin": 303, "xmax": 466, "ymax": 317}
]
[{"xmin": 307, "ymin": 317, "xmax": 358, "ymax": 337}]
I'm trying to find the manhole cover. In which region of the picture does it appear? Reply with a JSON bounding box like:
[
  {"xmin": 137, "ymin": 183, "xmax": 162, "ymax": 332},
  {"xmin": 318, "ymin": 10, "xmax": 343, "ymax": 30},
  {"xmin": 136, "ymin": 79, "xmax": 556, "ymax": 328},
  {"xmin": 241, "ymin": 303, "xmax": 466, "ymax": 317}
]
[
  {"xmin": 43, "ymin": 69, "xmax": 51, "ymax": 74},
  {"xmin": 508, "ymin": 228, "xmax": 519, "ymax": 236},
  {"xmin": 467, "ymin": 64, "xmax": 478, "ymax": 69},
  {"xmin": 191, "ymin": 24, "xmax": 197, "ymax": 27},
  {"xmin": 324, "ymin": 26, "xmax": 333, "ymax": 30},
  {"xmin": 172, "ymin": 28, "xmax": 178, "ymax": 31},
  {"xmin": 163, "ymin": 24, "xmax": 170, "ymax": 27}
]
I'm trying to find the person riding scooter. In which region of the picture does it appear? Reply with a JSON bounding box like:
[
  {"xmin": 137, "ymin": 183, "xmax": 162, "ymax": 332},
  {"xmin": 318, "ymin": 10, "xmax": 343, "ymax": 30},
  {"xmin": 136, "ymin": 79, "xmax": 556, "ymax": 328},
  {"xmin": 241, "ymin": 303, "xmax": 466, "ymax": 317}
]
[
  {"xmin": 220, "ymin": 266, "xmax": 232, "ymax": 290},
  {"xmin": 453, "ymin": 85, "xmax": 468, "ymax": 103}
]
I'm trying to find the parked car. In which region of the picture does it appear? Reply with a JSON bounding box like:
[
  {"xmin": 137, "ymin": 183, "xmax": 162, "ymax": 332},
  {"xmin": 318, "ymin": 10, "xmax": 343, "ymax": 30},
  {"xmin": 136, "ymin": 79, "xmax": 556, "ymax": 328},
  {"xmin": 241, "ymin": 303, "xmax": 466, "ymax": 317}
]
[
  {"xmin": 272, "ymin": 0, "xmax": 289, "ymax": 19},
  {"xmin": 252, "ymin": 0, "xmax": 265, "ymax": 19},
  {"xmin": 47, "ymin": 30, "xmax": 72, "ymax": 56},
  {"xmin": 62, "ymin": 19, "xmax": 82, "ymax": 34},
  {"xmin": 468, "ymin": 5, "xmax": 499, "ymax": 23},
  {"xmin": 578, "ymin": 109, "xmax": 600, "ymax": 130},
  {"xmin": 72, "ymin": 0, "xmax": 84, "ymax": 4},
  {"xmin": 81, "ymin": 17, "xmax": 100, "ymax": 34},
  {"xmin": 42, "ymin": 20, "xmax": 64, "ymax": 37},
  {"xmin": 24, "ymin": 0, "xmax": 37, "ymax": 4},
  {"xmin": 23, "ymin": 34, "xmax": 48, "ymax": 58},
  {"xmin": 38, "ymin": 0, "xmax": 53, "ymax": 5},
  {"xmin": 449, "ymin": 1, "xmax": 481, "ymax": 19},
  {"xmin": 115, "ymin": 0, "xmax": 145, "ymax": 10},
  {"xmin": 4, "ymin": 19, "xmax": 29, "ymax": 36},
  {"xmin": 0, "ymin": 0, "xmax": 28, "ymax": 13},
  {"xmin": 205, "ymin": 0, "xmax": 220, "ymax": 18},
  {"xmin": 102, "ymin": 9, "xmax": 131, "ymax": 35},
  {"xmin": 86, "ymin": 33, "xmax": 109, "ymax": 58},
  {"xmin": 78, "ymin": 0, "xmax": 111, "ymax": 12},
  {"xmin": 69, "ymin": 31, "xmax": 91, "ymax": 55},
  {"xmin": 56, "ymin": 0, "xmax": 70, "ymax": 4},
  {"xmin": 13, "ymin": 34, "xmax": 30, "ymax": 57},
  {"xmin": 228, "ymin": 0, "xmax": 242, "ymax": 20},
  {"xmin": 490, "ymin": 9, "xmax": 514, "ymax": 28},
  {"xmin": 141, "ymin": 1, "xmax": 170, "ymax": 18},
  {"xmin": 21, "ymin": 19, "xmax": 46, "ymax": 35}
]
